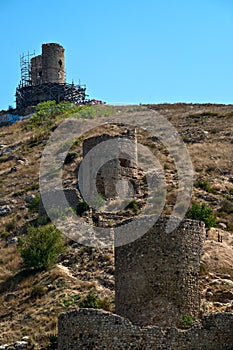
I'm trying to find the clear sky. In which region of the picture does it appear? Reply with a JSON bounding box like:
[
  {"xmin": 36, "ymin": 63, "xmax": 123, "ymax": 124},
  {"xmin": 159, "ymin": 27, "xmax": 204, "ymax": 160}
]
[{"xmin": 1, "ymin": 0, "xmax": 233, "ymax": 109}]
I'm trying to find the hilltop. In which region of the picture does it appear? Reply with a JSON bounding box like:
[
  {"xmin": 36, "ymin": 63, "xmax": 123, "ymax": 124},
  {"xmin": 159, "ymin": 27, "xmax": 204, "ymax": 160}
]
[{"xmin": 0, "ymin": 102, "xmax": 233, "ymax": 348}]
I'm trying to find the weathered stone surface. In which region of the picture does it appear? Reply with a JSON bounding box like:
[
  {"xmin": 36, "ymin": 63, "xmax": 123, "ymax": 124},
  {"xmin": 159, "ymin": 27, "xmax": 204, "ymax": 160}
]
[
  {"xmin": 57, "ymin": 215, "xmax": 233, "ymax": 349},
  {"xmin": 115, "ymin": 216, "xmax": 205, "ymax": 327},
  {"xmin": 81, "ymin": 130, "xmax": 137, "ymax": 199},
  {"xmin": 58, "ymin": 309, "xmax": 233, "ymax": 350}
]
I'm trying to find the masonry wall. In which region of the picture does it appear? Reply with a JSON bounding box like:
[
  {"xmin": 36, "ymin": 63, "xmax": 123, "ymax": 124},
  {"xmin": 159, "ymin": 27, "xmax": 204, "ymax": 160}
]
[
  {"xmin": 31, "ymin": 55, "xmax": 42, "ymax": 85},
  {"xmin": 115, "ymin": 217, "xmax": 205, "ymax": 327},
  {"xmin": 42, "ymin": 43, "xmax": 65, "ymax": 84},
  {"xmin": 58, "ymin": 309, "xmax": 233, "ymax": 350},
  {"xmin": 82, "ymin": 130, "xmax": 137, "ymax": 198},
  {"xmin": 82, "ymin": 131, "xmax": 137, "ymax": 199}
]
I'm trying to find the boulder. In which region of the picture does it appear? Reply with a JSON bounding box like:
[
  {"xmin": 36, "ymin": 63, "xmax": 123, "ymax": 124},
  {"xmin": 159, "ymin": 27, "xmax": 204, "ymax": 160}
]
[
  {"xmin": 0, "ymin": 205, "xmax": 11, "ymax": 216},
  {"xmin": 14, "ymin": 341, "xmax": 28, "ymax": 349},
  {"xmin": 218, "ymin": 222, "xmax": 227, "ymax": 230}
]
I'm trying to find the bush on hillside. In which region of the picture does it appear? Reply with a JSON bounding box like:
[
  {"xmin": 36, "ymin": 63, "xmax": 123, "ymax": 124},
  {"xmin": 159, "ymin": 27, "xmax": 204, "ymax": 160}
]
[
  {"xmin": 76, "ymin": 200, "xmax": 90, "ymax": 216},
  {"xmin": 18, "ymin": 225, "xmax": 65, "ymax": 270},
  {"xmin": 186, "ymin": 202, "xmax": 216, "ymax": 229},
  {"xmin": 27, "ymin": 194, "xmax": 41, "ymax": 213}
]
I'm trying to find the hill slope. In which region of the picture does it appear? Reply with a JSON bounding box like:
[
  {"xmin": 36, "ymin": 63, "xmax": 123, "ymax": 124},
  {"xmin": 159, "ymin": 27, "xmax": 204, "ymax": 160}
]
[{"xmin": 0, "ymin": 103, "xmax": 232, "ymax": 348}]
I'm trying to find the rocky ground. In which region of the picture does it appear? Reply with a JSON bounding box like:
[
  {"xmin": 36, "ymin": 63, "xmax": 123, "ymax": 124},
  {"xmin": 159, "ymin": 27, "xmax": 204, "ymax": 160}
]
[{"xmin": 0, "ymin": 103, "xmax": 232, "ymax": 348}]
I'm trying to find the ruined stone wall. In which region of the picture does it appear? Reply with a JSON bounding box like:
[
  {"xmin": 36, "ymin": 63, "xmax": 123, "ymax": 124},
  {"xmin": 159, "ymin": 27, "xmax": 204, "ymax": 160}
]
[
  {"xmin": 58, "ymin": 309, "xmax": 233, "ymax": 350},
  {"xmin": 82, "ymin": 130, "xmax": 137, "ymax": 199},
  {"xmin": 115, "ymin": 217, "xmax": 205, "ymax": 327}
]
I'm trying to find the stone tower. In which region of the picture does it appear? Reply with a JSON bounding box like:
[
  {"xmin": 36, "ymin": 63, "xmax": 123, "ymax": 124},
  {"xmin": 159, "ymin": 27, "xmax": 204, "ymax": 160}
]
[
  {"xmin": 16, "ymin": 43, "xmax": 87, "ymax": 112},
  {"xmin": 115, "ymin": 216, "xmax": 205, "ymax": 327},
  {"xmin": 81, "ymin": 129, "xmax": 138, "ymax": 199},
  {"xmin": 31, "ymin": 55, "xmax": 42, "ymax": 85},
  {"xmin": 31, "ymin": 43, "xmax": 65, "ymax": 85},
  {"xmin": 41, "ymin": 43, "xmax": 65, "ymax": 84}
]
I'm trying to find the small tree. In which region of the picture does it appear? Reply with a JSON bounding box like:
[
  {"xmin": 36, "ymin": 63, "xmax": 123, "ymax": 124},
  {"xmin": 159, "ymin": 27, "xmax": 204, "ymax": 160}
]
[
  {"xmin": 186, "ymin": 202, "xmax": 216, "ymax": 229},
  {"xmin": 18, "ymin": 225, "xmax": 65, "ymax": 270}
]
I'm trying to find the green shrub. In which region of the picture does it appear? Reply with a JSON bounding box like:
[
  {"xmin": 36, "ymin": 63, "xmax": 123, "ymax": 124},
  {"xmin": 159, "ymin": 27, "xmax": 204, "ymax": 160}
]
[
  {"xmin": 37, "ymin": 215, "xmax": 50, "ymax": 225},
  {"xmin": 24, "ymin": 100, "xmax": 92, "ymax": 131},
  {"xmin": 14, "ymin": 183, "xmax": 40, "ymax": 196},
  {"xmin": 27, "ymin": 195, "xmax": 40, "ymax": 213},
  {"xmin": 18, "ymin": 225, "xmax": 65, "ymax": 270},
  {"xmin": 76, "ymin": 200, "xmax": 90, "ymax": 216},
  {"xmin": 186, "ymin": 202, "xmax": 216, "ymax": 229},
  {"xmin": 179, "ymin": 314, "xmax": 195, "ymax": 329},
  {"xmin": 78, "ymin": 291, "xmax": 112, "ymax": 311},
  {"xmin": 79, "ymin": 291, "xmax": 99, "ymax": 308},
  {"xmin": 0, "ymin": 231, "xmax": 11, "ymax": 239},
  {"xmin": 125, "ymin": 200, "xmax": 139, "ymax": 213},
  {"xmin": 194, "ymin": 179, "xmax": 216, "ymax": 194},
  {"xmin": 62, "ymin": 294, "xmax": 80, "ymax": 308}
]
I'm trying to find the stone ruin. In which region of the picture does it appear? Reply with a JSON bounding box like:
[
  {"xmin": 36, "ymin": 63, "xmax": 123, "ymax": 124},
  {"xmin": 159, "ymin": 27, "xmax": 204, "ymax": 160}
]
[
  {"xmin": 81, "ymin": 128, "xmax": 138, "ymax": 200},
  {"xmin": 58, "ymin": 216, "xmax": 233, "ymax": 350},
  {"xmin": 38, "ymin": 127, "xmax": 233, "ymax": 349}
]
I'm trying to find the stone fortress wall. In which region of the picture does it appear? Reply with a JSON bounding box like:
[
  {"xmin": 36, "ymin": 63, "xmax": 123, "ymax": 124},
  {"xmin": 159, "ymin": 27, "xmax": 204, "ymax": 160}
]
[
  {"xmin": 57, "ymin": 128, "xmax": 233, "ymax": 349},
  {"xmin": 58, "ymin": 217, "xmax": 233, "ymax": 350},
  {"xmin": 58, "ymin": 309, "xmax": 233, "ymax": 350}
]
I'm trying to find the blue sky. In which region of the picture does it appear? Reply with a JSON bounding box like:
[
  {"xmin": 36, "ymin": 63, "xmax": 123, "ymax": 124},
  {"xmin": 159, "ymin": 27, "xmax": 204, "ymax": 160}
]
[{"xmin": 1, "ymin": 0, "xmax": 233, "ymax": 109}]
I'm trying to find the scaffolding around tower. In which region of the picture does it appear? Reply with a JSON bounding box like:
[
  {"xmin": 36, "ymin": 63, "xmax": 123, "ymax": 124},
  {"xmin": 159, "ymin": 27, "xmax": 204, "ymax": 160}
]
[
  {"xmin": 15, "ymin": 43, "xmax": 88, "ymax": 113},
  {"xmin": 19, "ymin": 51, "xmax": 35, "ymax": 88}
]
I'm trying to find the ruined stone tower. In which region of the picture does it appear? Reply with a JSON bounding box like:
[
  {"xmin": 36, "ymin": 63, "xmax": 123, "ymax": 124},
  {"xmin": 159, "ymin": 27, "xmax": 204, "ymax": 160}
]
[
  {"xmin": 81, "ymin": 128, "xmax": 138, "ymax": 200},
  {"xmin": 115, "ymin": 216, "xmax": 205, "ymax": 327}
]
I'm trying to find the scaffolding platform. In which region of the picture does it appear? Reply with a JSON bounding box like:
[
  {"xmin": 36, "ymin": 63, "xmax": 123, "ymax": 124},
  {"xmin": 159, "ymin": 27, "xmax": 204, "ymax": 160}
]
[{"xmin": 16, "ymin": 82, "xmax": 87, "ymax": 112}]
